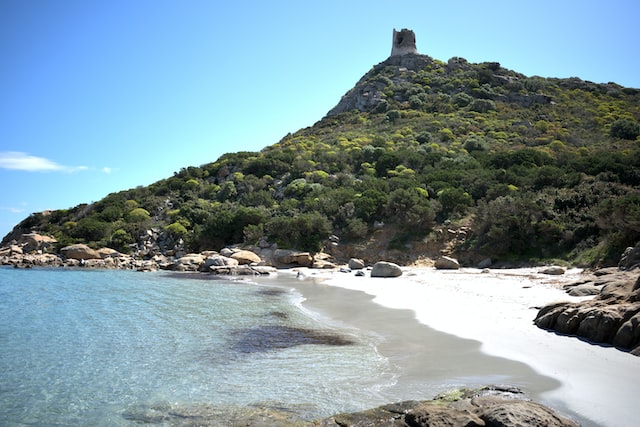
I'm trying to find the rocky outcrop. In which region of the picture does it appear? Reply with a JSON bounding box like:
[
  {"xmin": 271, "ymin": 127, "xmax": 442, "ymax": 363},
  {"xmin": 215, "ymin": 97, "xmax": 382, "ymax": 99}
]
[
  {"xmin": 120, "ymin": 386, "xmax": 578, "ymax": 426},
  {"xmin": 18, "ymin": 233, "xmax": 57, "ymax": 253},
  {"xmin": 535, "ymin": 268, "xmax": 640, "ymax": 355},
  {"xmin": 321, "ymin": 386, "xmax": 577, "ymax": 426},
  {"xmin": 371, "ymin": 261, "xmax": 402, "ymax": 277}
]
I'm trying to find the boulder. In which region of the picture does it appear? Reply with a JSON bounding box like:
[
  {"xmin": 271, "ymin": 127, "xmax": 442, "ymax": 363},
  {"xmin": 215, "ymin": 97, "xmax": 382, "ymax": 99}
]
[
  {"xmin": 371, "ymin": 261, "xmax": 402, "ymax": 278},
  {"xmin": 177, "ymin": 253, "xmax": 205, "ymax": 265},
  {"xmin": 204, "ymin": 255, "xmax": 239, "ymax": 268},
  {"xmin": 60, "ymin": 244, "xmax": 102, "ymax": 260},
  {"xmin": 19, "ymin": 233, "xmax": 57, "ymax": 253},
  {"xmin": 273, "ymin": 249, "xmax": 313, "ymax": 267},
  {"xmin": 566, "ymin": 283, "xmax": 602, "ymax": 297},
  {"xmin": 619, "ymin": 245, "xmax": 640, "ymax": 270},
  {"xmin": 230, "ymin": 250, "xmax": 261, "ymax": 265},
  {"xmin": 541, "ymin": 266, "xmax": 566, "ymax": 275},
  {"xmin": 434, "ymin": 256, "xmax": 460, "ymax": 270},
  {"xmin": 97, "ymin": 247, "xmax": 122, "ymax": 259},
  {"xmin": 348, "ymin": 258, "xmax": 365, "ymax": 270}
]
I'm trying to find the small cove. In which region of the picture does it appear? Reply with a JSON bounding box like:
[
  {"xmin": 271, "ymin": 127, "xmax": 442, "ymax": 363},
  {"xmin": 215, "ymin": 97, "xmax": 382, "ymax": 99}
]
[{"xmin": 0, "ymin": 267, "xmax": 572, "ymax": 425}]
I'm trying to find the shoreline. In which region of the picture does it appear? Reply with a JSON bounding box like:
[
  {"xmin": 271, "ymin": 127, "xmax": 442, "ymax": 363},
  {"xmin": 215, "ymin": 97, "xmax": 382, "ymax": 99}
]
[{"xmin": 284, "ymin": 267, "xmax": 640, "ymax": 427}]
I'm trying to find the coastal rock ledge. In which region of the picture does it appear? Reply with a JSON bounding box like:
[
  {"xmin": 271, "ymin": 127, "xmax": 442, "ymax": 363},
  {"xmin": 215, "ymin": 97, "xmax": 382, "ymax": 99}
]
[
  {"xmin": 535, "ymin": 267, "xmax": 640, "ymax": 355},
  {"xmin": 122, "ymin": 385, "xmax": 579, "ymax": 426}
]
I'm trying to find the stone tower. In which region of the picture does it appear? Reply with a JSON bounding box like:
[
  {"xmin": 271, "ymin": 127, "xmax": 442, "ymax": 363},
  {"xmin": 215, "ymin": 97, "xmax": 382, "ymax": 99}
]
[{"xmin": 390, "ymin": 28, "xmax": 417, "ymax": 56}]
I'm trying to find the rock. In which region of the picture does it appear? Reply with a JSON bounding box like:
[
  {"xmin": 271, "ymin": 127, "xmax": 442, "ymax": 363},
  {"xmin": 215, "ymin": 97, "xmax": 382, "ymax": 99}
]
[
  {"xmin": 60, "ymin": 244, "xmax": 102, "ymax": 260},
  {"xmin": 567, "ymin": 283, "xmax": 602, "ymax": 296},
  {"xmin": 535, "ymin": 269, "xmax": 640, "ymax": 355},
  {"xmin": 0, "ymin": 245, "xmax": 23, "ymax": 256},
  {"xmin": 355, "ymin": 271, "xmax": 366, "ymax": 277},
  {"xmin": 404, "ymin": 401, "xmax": 484, "ymax": 426},
  {"xmin": 371, "ymin": 261, "xmax": 402, "ymax": 278},
  {"xmin": 220, "ymin": 247, "xmax": 234, "ymax": 257},
  {"xmin": 272, "ymin": 249, "xmax": 313, "ymax": 267},
  {"xmin": 477, "ymin": 257, "xmax": 492, "ymax": 269},
  {"xmin": 541, "ymin": 266, "xmax": 566, "ymax": 275},
  {"xmin": 348, "ymin": 258, "xmax": 365, "ymax": 270},
  {"xmin": 209, "ymin": 265, "xmax": 276, "ymax": 275},
  {"xmin": 478, "ymin": 400, "xmax": 579, "ymax": 427},
  {"xmin": 204, "ymin": 255, "xmax": 238, "ymax": 268},
  {"xmin": 613, "ymin": 312, "xmax": 640, "ymax": 348},
  {"xmin": 317, "ymin": 386, "xmax": 577, "ymax": 427},
  {"xmin": 619, "ymin": 245, "xmax": 640, "ymax": 270},
  {"xmin": 177, "ymin": 253, "xmax": 205, "ymax": 265},
  {"xmin": 96, "ymin": 247, "xmax": 122, "ymax": 259},
  {"xmin": 19, "ymin": 233, "xmax": 57, "ymax": 253},
  {"xmin": 230, "ymin": 250, "xmax": 261, "ymax": 265},
  {"xmin": 434, "ymin": 256, "xmax": 460, "ymax": 270}
]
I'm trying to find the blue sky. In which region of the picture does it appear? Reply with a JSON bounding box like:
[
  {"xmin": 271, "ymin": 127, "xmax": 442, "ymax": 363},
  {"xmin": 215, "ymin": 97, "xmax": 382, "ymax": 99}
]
[{"xmin": 1, "ymin": 0, "xmax": 639, "ymax": 240}]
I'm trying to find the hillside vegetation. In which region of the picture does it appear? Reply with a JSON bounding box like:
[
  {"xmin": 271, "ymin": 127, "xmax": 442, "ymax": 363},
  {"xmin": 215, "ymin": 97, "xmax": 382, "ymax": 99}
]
[{"xmin": 5, "ymin": 53, "xmax": 640, "ymax": 266}]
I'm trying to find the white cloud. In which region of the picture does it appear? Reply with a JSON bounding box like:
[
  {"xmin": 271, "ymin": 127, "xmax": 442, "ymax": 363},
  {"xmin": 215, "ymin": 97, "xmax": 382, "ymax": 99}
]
[
  {"xmin": 102, "ymin": 166, "xmax": 112, "ymax": 174},
  {"xmin": 0, "ymin": 151, "xmax": 87, "ymax": 173},
  {"xmin": 0, "ymin": 206, "xmax": 26, "ymax": 213}
]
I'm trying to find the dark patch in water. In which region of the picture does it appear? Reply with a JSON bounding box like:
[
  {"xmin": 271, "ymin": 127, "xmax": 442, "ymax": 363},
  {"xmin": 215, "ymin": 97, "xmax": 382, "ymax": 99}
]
[
  {"xmin": 232, "ymin": 325, "xmax": 356, "ymax": 353},
  {"xmin": 269, "ymin": 311, "xmax": 289, "ymax": 320},
  {"xmin": 256, "ymin": 288, "xmax": 288, "ymax": 297},
  {"xmin": 162, "ymin": 272, "xmax": 226, "ymax": 281}
]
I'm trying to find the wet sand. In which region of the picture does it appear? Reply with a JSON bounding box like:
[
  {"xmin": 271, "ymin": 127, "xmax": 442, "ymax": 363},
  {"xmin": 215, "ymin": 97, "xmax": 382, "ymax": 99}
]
[{"xmin": 275, "ymin": 267, "xmax": 640, "ymax": 427}]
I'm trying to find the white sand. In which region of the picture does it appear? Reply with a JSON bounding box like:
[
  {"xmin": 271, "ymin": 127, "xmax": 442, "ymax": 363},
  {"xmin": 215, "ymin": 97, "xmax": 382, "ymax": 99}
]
[{"xmin": 297, "ymin": 267, "xmax": 640, "ymax": 427}]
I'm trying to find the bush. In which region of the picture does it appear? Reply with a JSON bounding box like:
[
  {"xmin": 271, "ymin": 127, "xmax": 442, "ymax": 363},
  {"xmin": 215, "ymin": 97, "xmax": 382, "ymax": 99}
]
[
  {"xmin": 438, "ymin": 187, "xmax": 473, "ymax": 215},
  {"xmin": 165, "ymin": 222, "xmax": 188, "ymax": 239},
  {"xmin": 109, "ymin": 228, "xmax": 134, "ymax": 253},
  {"xmin": 266, "ymin": 212, "xmax": 332, "ymax": 252},
  {"xmin": 469, "ymin": 99, "xmax": 496, "ymax": 113},
  {"xmin": 610, "ymin": 118, "xmax": 640, "ymax": 140},
  {"xmin": 127, "ymin": 208, "xmax": 151, "ymax": 223}
]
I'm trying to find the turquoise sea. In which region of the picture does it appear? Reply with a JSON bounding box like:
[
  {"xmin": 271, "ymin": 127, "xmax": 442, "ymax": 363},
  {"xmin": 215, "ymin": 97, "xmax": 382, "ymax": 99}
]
[{"xmin": 0, "ymin": 267, "xmax": 394, "ymax": 426}]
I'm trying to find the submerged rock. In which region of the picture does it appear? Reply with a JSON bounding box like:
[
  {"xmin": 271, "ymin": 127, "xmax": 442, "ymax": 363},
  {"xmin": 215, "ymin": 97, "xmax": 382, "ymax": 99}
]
[{"xmin": 232, "ymin": 325, "xmax": 356, "ymax": 353}]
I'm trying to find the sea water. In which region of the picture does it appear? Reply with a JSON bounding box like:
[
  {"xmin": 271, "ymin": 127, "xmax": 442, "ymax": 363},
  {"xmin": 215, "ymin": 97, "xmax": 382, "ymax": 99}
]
[{"xmin": 0, "ymin": 267, "xmax": 394, "ymax": 426}]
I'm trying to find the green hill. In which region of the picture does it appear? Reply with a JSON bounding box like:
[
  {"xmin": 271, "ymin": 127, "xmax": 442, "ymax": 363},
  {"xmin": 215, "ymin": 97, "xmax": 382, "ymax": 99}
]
[{"xmin": 4, "ymin": 51, "xmax": 640, "ymax": 266}]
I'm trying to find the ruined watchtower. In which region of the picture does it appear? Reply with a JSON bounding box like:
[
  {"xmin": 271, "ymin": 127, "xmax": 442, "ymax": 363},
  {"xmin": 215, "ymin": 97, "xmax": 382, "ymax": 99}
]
[{"xmin": 390, "ymin": 28, "xmax": 417, "ymax": 56}]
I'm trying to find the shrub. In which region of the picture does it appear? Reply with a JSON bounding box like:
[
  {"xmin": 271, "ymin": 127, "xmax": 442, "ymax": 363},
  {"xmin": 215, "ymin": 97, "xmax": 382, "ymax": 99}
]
[
  {"xmin": 610, "ymin": 118, "xmax": 640, "ymax": 140},
  {"xmin": 165, "ymin": 222, "xmax": 188, "ymax": 239},
  {"xmin": 127, "ymin": 208, "xmax": 151, "ymax": 223},
  {"xmin": 266, "ymin": 212, "xmax": 332, "ymax": 252},
  {"xmin": 109, "ymin": 228, "xmax": 134, "ymax": 253},
  {"xmin": 438, "ymin": 187, "xmax": 473, "ymax": 215},
  {"xmin": 469, "ymin": 99, "xmax": 496, "ymax": 113}
]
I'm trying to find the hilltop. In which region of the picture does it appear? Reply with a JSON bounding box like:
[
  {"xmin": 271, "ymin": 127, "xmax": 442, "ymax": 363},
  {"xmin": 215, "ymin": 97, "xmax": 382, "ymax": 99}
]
[{"xmin": 2, "ymin": 30, "xmax": 640, "ymax": 268}]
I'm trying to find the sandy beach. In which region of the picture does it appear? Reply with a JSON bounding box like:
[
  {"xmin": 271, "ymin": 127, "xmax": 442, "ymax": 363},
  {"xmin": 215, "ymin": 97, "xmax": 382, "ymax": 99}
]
[{"xmin": 285, "ymin": 267, "xmax": 640, "ymax": 427}]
